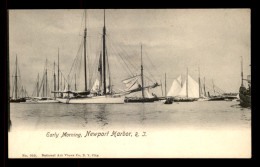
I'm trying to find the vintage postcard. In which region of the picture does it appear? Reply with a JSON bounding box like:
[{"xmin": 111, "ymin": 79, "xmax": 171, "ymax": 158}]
[{"xmin": 8, "ymin": 9, "xmax": 251, "ymax": 158}]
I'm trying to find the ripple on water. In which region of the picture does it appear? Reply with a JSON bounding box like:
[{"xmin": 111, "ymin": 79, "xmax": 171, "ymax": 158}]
[{"xmin": 9, "ymin": 101, "xmax": 251, "ymax": 130}]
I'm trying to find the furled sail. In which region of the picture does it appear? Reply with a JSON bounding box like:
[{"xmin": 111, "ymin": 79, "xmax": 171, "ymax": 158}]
[
  {"xmin": 122, "ymin": 75, "xmax": 140, "ymax": 91},
  {"xmin": 167, "ymin": 79, "xmax": 182, "ymax": 97}
]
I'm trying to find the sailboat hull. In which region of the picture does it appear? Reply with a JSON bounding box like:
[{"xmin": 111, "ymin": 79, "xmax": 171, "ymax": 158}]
[
  {"xmin": 124, "ymin": 97, "xmax": 158, "ymax": 103},
  {"xmin": 172, "ymin": 96, "xmax": 198, "ymax": 102},
  {"xmin": 208, "ymin": 97, "xmax": 225, "ymax": 101},
  {"xmin": 56, "ymin": 96, "xmax": 125, "ymax": 104},
  {"xmin": 36, "ymin": 100, "xmax": 59, "ymax": 103},
  {"xmin": 197, "ymin": 97, "xmax": 210, "ymax": 101},
  {"xmin": 239, "ymin": 86, "xmax": 251, "ymax": 107},
  {"xmin": 164, "ymin": 98, "xmax": 173, "ymax": 104},
  {"xmin": 10, "ymin": 98, "xmax": 26, "ymax": 103}
]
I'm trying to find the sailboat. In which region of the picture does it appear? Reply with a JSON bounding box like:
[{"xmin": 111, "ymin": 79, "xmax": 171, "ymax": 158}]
[
  {"xmin": 167, "ymin": 68, "xmax": 199, "ymax": 102},
  {"xmin": 28, "ymin": 59, "xmax": 59, "ymax": 103},
  {"xmin": 207, "ymin": 79, "xmax": 226, "ymax": 101},
  {"xmin": 164, "ymin": 73, "xmax": 173, "ymax": 104},
  {"xmin": 197, "ymin": 76, "xmax": 209, "ymax": 101},
  {"xmin": 239, "ymin": 57, "xmax": 251, "ymax": 107},
  {"xmin": 10, "ymin": 55, "xmax": 27, "ymax": 103},
  {"xmin": 123, "ymin": 44, "xmax": 160, "ymax": 103},
  {"xmin": 55, "ymin": 10, "xmax": 124, "ymax": 104},
  {"xmin": 196, "ymin": 67, "xmax": 210, "ymax": 101}
]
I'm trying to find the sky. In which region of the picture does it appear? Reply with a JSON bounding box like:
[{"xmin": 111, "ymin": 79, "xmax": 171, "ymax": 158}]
[{"xmin": 8, "ymin": 9, "xmax": 251, "ymax": 96}]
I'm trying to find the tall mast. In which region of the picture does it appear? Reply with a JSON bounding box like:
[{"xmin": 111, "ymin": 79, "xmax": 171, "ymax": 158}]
[
  {"xmin": 67, "ymin": 75, "xmax": 70, "ymax": 91},
  {"xmin": 241, "ymin": 56, "xmax": 244, "ymax": 86},
  {"xmin": 63, "ymin": 77, "xmax": 65, "ymax": 90},
  {"xmin": 15, "ymin": 55, "xmax": 18, "ymax": 99},
  {"xmin": 21, "ymin": 86, "xmax": 23, "ymax": 98},
  {"xmin": 58, "ymin": 48, "xmax": 59, "ymax": 93},
  {"xmin": 165, "ymin": 73, "xmax": 167, "ymax": 98},
  {"xmin": 186, "ymin": 67, "xmax": 188, "ymax": 98},
  {"xmin": 42, "ymin": 76, "xmax": 45, "ymax": 97},
  {"xmin": 103, "ymin": 9, "xmax": 107, "ymax": 94},
  {"xmin": 198, "ymin": 67, "xmax": 201, "ymax": 98},
  {"xmin": 75, "ymin": 74, "xmax": 77, "ymax": 91},
  {"xmin": 60, "ymin": 74, "xmax": 62, "ymax": 91},
  {"xmin": 160, "ymin": 80, "xmax": 163, "ymax": 96},
  {"xmin": 212, "ymin": 80, "xmax": 215, "ymax": 95},
  {"xmin": 46, "ymin": 59, "xmax": 48, "ymax": 97},
  {"xmin": 141, "ymin": 44, "xmax": 144, "ymax": 98},
  {"xmin": 37, "ymin": 73, "xmax": 39, "ymax": 97},
  {"xmin": 54, "ymin": 61, "xmax": 56, "ymax": 99},
  {"xmin": 84, "ymin": 10, "xmax": 88, "ymax": 91},
  {"xmin": 99, "ymin": 52, "xmax": 102, "ymax": 91},
  {"xmin": 203, "ymin": 77, "xmax": 206, "ymax": 97},
  {"xmin": 106, "ymin": 49, "xmax": 112, "ymax": 93}
]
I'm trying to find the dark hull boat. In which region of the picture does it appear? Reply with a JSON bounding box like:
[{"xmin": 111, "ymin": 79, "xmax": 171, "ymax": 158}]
[
  {"xmin": 224, "ymin": 96, "xmax": 238, "ymax": 100},
  {"xmin": 223, "ymin": 93, "xmax": 238, "ymax": 100},
  {"xmin": 164, "ymin": 98, "xmax": 173, "ymax": 104},
  {"xmin": 239, "ymin": 86, "xmax": 251, "ymax": 107},
  {"xmin": 208, "ymin": 96, "xmax": 225, "ymax": 101},
  {"xmin": 124, "ymin": 97, "xmax": 158, "ymax": 103},
  {"xmin": 239, "ymin": 57, "xmax": 251, "ymax": 108},
  {"xmin": 239, "ymin": 92, "xmax": 251, "ymax": 107},
  {"xmin": 10, "ymin": 98, "xmax": 26, "ymax": 103},
  {"xmin": 173, "ymin": 98, "xmax": 197, "ymax": 102}
]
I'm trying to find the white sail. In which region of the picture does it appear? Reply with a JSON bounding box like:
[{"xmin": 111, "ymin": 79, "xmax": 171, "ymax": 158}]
[
  {"xmin": 177, "ymin": 75, "xmax": 199, "ymax": 98},
  {"xmin": 177, "ymin": 80, "xmax": 187, "ymax": 97},
  {"xmin": 187, "ymin": 75, "xmax": 199, "ymax": 98},
  {"xmin": 167, "ymin": 79, "xmax": 181, "ymax": 97},
  {"xmin": 91, "ymin": 79, "xmax": 100, "ymax": 92},
  {"xmin": 176, "ymin": 75, "xmax": 183, "ymax": 87}
]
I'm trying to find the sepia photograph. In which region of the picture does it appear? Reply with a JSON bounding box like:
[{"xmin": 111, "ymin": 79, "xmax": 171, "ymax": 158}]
[{"xmin": 8, "ymin": 9, "xmax": 251, "ymax": 158}]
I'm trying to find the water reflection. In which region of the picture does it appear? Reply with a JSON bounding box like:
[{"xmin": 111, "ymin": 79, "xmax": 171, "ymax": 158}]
[
  {"xmin": 240, "ymin": 109, "xmax": 251, "ymax": 123},
  {"xmin": 9, "ymin": 101, "xmax": 251, "ymax": 131},
  {"xmin": 95, "ymin": 104, "xmax": 108, "ymax": 127},
  {"xmin": 82, "ymin": 105, "xmax": 90, "ymax": 127},
  {"xmin": 139, "ymin": 104, "xmax": 146, "ymax": 125}
]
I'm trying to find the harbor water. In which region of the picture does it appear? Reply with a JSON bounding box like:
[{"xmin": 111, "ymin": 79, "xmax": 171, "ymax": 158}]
[{"xmin": 10, "ymin": 100, "xmax": 251, "ymax": 131}]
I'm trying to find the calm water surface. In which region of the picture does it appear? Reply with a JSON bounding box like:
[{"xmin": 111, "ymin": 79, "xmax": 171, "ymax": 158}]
[{"xmin": 10, "ymin": 101, "xmax": 251, "ymax": 131}]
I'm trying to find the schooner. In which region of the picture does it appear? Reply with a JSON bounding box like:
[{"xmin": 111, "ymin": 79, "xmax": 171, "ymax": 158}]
[{"xmin": 54, "ymin": 10, "xmax": 125, "ymax": 104}]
